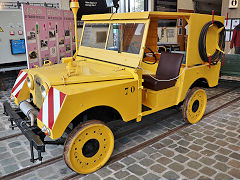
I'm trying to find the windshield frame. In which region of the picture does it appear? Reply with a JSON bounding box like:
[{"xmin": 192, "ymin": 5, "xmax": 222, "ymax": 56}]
[{"xmin": 78, "ymin": 19, "xmax": 150, "ymax": 68}]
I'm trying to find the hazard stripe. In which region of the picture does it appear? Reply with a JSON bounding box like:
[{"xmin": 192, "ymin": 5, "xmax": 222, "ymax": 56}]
[
  {"xmin": 37, "ymin": 87, "xmax": 66, "ymax": 130},
  {"xmin": 15, "ymin": 91, "xmax": 20, "ymax": 98},
  {"xmin": 11, "ymin": 73, "xmax": 28, "ymax": 93},
  {"xmin": 11, "ymin": 71, "xmax": 28, "ymax": 98},
  {"xmin": 16, "ymin": 70, "xmax": 23, "ymax": 80},
  {"xmin": 48, "ymin": 88, "xmax": 54, "ymax": 129},
  {"xmin": 12, "ymin": 79, "xmax": 26, "ymax": 97},
  {"xmin": 54, "ymin": 88, "xmax": 61, "ymax": 121},
  {"xmin": 60, "ymin": 92, "xmax": 66, "ymax": 105},
  {"xmin": 13, "ymin": 71, "xmax": 25, "ymax": 87},
  {"xmin": 42, "ymin": 95, "xmax": 48, "ymax": 127},
  {"xmin": 38, "ymin": 108, "xmax": 43, "ymax": 123}
]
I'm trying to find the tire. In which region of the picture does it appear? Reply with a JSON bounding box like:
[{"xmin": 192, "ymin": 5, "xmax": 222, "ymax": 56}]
[
  {"xmin": 63, "ymin": 120, "xmax": 114, "ymax": 174},
  {"xmin": 183, "ymin": 87, "xmax": 207, "ymax": 124}
]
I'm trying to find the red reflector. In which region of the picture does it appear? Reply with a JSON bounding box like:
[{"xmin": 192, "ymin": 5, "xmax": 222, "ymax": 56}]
[
  {"xmin": 209, "ymin": 56, "xmax": 211, "ymax": 68},
  {"xmin": 223, "ymin": 54, "xmax": 225, "ymax": 66},
  {"xmin": 44, "ymin": 130, "xmax": 50, "ymax": 136}
]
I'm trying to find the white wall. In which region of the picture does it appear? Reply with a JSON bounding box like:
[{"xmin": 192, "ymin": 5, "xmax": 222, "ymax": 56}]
[
  {"xmin": 61, "ymin": 0, "xmax": 70, "ymax": 10},
  {"xmin": 177, "ymin": 0, "xmax": 194, "ymax": 10}
]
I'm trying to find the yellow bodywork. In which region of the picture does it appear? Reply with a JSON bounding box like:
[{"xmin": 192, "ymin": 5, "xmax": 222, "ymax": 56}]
[{"xmin": 13, "ymin": 11, "xmax": 224, "ymax": 140}]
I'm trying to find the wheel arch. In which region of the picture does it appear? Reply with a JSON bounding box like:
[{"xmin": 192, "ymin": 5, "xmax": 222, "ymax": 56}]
[
  {"xmin": 190, "ymin": 77, "xmax": 210, "ymax": 89},
  {"xmin": 177, "ymin": 77, "xmax": 209, "ymax": 106},
  {"xmin": 62, "ymin": 105, "xmax": 123, "ymax": 137}
]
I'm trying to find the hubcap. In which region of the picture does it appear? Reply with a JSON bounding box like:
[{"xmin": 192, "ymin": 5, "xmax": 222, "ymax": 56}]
[
  {"xmin": 82, "ymin": 139, "xmax": 100, "ymax": 158},
  {"xmin": 192, "ymin": 100, "xmax": 199, "ymax": 113}
]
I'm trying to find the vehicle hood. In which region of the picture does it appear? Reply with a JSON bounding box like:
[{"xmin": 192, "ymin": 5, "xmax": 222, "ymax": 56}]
[{"xmin": 27, "ymin": 61, "xmax": 134, "ymax": 86}]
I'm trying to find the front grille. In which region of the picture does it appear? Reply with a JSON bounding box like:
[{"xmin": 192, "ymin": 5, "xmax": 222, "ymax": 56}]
[{"xmin": 34, "ymin": 76, "xmax": 43, "ymax": 108}]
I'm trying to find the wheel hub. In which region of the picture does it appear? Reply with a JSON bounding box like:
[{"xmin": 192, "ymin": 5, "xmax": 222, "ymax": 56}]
[
  {"xmin": 82, "ymin": 139, "xmax": 100, "ymax": 158},
  {"xmin": 192, "ymin": 100, "xmax": 199, "ymax": 113}
]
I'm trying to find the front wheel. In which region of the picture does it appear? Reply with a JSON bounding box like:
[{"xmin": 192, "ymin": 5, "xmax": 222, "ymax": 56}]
[
  {"xmin": 63, "ymin": 120, "xmax": 114, "ymax": 174},
  {"xmin": 183, "ymin": 87, "xmax": 207, "ymax": 124}
]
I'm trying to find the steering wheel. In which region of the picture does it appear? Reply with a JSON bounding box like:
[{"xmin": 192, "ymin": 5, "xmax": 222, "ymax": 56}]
[{"xmin": 143, "ymin": 45, "xmax": 158, "ymax": 64}]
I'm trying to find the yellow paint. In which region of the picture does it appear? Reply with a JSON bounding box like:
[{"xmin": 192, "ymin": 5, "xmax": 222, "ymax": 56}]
[
  {"xmin": 0, "ymin": 27, "xmax": 3, "ymax": 32},
  {"xmin": 185, "ymin": 89, "xmax": 207, "ymax": 124},
  {"xmin": 64, "ymin": 122, "xmax": 114, "ymax": 174},
  {"xmin": 70, "ymin": 1, "xmax": 79, "ymax": 57},
  {"xmin": 206, "ymin": 24, "xmax": 219, "ymax": 56},
  {"xmin": 13, "ymin": 12, "xmax": 223, "ymax": 143},
  {"xmin": 186, "ymin": 14, "xmax": 224, "ymax": 66}
]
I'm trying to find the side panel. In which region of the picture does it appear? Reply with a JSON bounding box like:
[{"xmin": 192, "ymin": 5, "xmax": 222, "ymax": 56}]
[
  {"xmin": 38, "ymin": 79, "xmax": 138, "ymax": 139},
  {"xmin": 143, "ymin": 86, "xmax": 179, "ymax": 109},
  {"xmin": 177, "ymin": 63, "xmax": 221, "ymax": 103},
  {"xmin": 186, "ymin": 14, "xmax": 224, "ymax": 66}
]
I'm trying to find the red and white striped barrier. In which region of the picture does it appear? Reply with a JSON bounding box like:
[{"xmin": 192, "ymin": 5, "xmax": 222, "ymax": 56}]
[
  {"xmin": 11, "ymin": 71, "xmax": 28, "ymax": 98},
  {"xmin": 38, "ymin": 87, "xmax": 66, "ymax": 129}
]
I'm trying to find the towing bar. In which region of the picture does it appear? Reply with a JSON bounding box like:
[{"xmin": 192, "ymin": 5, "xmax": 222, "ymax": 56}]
[{"xmin": 3, "ymin": 101, "xmax": 45, "ymax": 162}]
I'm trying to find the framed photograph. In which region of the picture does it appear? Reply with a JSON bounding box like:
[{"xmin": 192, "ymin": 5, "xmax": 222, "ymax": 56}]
[
  {"xmin": 225, "ymin": 31, "xmax": 230, "ymax": 42},
  {"xmin": 231, "ymin": 19, "xmax": 240, "ymax": 30},
  {"xmin": 225, "ymin": 19, "xmax": 231, "ymax": 30},
  {"xmin": 178, "ymin": 19, "xmax": 183, "ymax": 26},
  {"xmin": 167, "ymin": 29, "xmax": 175, "ymax": 37},
  {"xmin": 178, "ymin": 27, "xmax": 182, "ymax": 35}
]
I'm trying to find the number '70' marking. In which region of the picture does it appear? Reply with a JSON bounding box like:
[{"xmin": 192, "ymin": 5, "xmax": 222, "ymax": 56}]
[{"xmin": 125, "ymin": 86, "xmax": 135, "ymax": 95}]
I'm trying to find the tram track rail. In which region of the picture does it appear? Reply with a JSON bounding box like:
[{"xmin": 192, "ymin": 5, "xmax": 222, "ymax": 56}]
[
  {"xmin": 64, "ymin": 95, "xmax": 240, "ymax": 180},
  {"xmin": 0, "ymin": 85, "xmax": 239, "ymax": 143},
  {"xmin": 1, "ymin": 87, "xmax": 240, "ymax": 180}
]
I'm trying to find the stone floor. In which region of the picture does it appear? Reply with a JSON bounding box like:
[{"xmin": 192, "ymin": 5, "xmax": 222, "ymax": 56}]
[{"xmin": 0, "ymin": 79, "xmax": 239, "ymax": 180}]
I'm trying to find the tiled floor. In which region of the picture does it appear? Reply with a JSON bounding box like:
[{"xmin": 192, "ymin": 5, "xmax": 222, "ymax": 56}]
[{"xmin": 0, "ymin": 79, "xmax": 240, "ymax": 180}]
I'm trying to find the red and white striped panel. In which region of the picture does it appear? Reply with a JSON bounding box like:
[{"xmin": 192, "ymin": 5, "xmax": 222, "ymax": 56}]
[
  {"xmin": 11, "ymin": 71, "xmax": 28, "ymax": 98},
  {"xmin": 37, "ymin": 87, "xmax": 66, "ymax": 129}
]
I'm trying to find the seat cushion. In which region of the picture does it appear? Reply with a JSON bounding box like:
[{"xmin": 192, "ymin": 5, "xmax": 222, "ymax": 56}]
[
  {"xmin": 143, "ymin": 52, "xmax": 184, "ymax": 91},
  {"xmin": 143, "ymin": 74, "xmax": 176, "ymax": 91}
]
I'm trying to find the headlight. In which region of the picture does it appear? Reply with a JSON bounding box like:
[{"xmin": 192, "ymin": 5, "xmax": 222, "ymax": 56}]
[
  {"xmin": 41, "ymin": 85, "xmax": 47, "ymax": 98},
  {"xmin": 27, "ymin": 75, "xmax": 34, "ymax": 90},
  {"xmin": 41, "ymin": 82, "xmax": 49, "ymax": 99}
]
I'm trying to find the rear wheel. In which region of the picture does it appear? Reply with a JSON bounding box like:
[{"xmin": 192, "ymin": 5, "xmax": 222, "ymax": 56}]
[
  {"xmin": 64, "ymin": 120, "xmax": 114, "ymax": 174},
  {"xmin": 183, "ymin": 87, "xmax": 207, "ymax": 124}
]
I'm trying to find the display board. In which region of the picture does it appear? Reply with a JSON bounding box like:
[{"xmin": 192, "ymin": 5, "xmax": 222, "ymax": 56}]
[
  {"xmin": 22, "ymin": 4, "xmax": 75, "ymax": 68},
  {"xmin": 63, "ymin": 10, "xmax": 76, "ymax": 57},
  {"xmin": 76, "ymin": 0, "xmax": 111, "ymax": 19},
  {"xmin": 224, "ymin": 18, "xmax": 240, "ymax": 42},
  {"xmin": 47, "ymin": 8, "xmax": 65, "ymax": 64},
  {"xmin": 0, "ymin": 10, "xmax": 26, "ymax": 64}
]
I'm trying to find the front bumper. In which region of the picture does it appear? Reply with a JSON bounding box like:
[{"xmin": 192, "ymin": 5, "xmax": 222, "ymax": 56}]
[{"xmin": 3, "ymin": 101, "xmax": 46, "ymax": 162}]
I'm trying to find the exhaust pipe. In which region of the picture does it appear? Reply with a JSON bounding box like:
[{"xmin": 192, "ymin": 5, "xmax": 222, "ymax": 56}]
[{"xmin": 19, "ymin": 101, "xmax": 39, "ymax": 126}]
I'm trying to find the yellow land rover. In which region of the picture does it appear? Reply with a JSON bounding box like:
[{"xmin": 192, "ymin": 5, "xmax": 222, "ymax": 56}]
[{"xmin": 4, "ymin": 1, "xmax": 225, "ymax": 174}]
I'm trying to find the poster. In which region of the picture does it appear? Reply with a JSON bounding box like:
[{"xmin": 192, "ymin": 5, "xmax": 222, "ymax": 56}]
[
  {"xmin": 231, "ymin": 19, "xmax": 240, "ymax": 30},
  {"xmin": 225, "ymin": 31, "xmax": 231, "ymax": 42},
  {"xmin": 63, "ymin": 10, "xmax": 76, "ymax": 57},
  {"xmin": 22, "ymin": 4, "xmax": 49, "ymax": 68},
  {"xmin": 224, "ymin": 20, "xmax": 231, "ymax": 30},
  {"xmin": 47, "ymin": 8, "xmax": 65, "ymax": 64},
  {"xmin": 22, "ymin": 5, "xmax": 75, "ymax": 68}
]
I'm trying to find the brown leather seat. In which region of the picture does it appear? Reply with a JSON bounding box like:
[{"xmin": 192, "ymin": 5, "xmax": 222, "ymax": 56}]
[{"xmin": 143, "ymin": 52, "xmax": 184, "ymax": 91}]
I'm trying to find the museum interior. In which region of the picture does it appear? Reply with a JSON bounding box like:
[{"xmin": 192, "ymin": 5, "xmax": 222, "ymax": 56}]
[{"xmin": 0, "ymin": 0, "xmax": 240, "ymax": 179}]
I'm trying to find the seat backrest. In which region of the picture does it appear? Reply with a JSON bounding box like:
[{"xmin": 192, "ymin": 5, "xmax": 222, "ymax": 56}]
[{"xmin": 156, "ymin": 52, "xmax": 184, "ymax": 79}]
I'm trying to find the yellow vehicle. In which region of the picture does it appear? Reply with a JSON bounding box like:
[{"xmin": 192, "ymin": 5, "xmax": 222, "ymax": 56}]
[{"xmin": 4, "ymin": 0, "xmax": 225, "ymax": 175}]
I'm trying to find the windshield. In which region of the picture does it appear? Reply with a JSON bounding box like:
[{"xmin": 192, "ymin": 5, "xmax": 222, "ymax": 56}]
[
  {"xmin": 81, "ymin": 23, "xmax": 109, "ymax": 49},
  {"xmin": 81, "ymin": 23, "xmax": 145, "ymax": 55}
]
